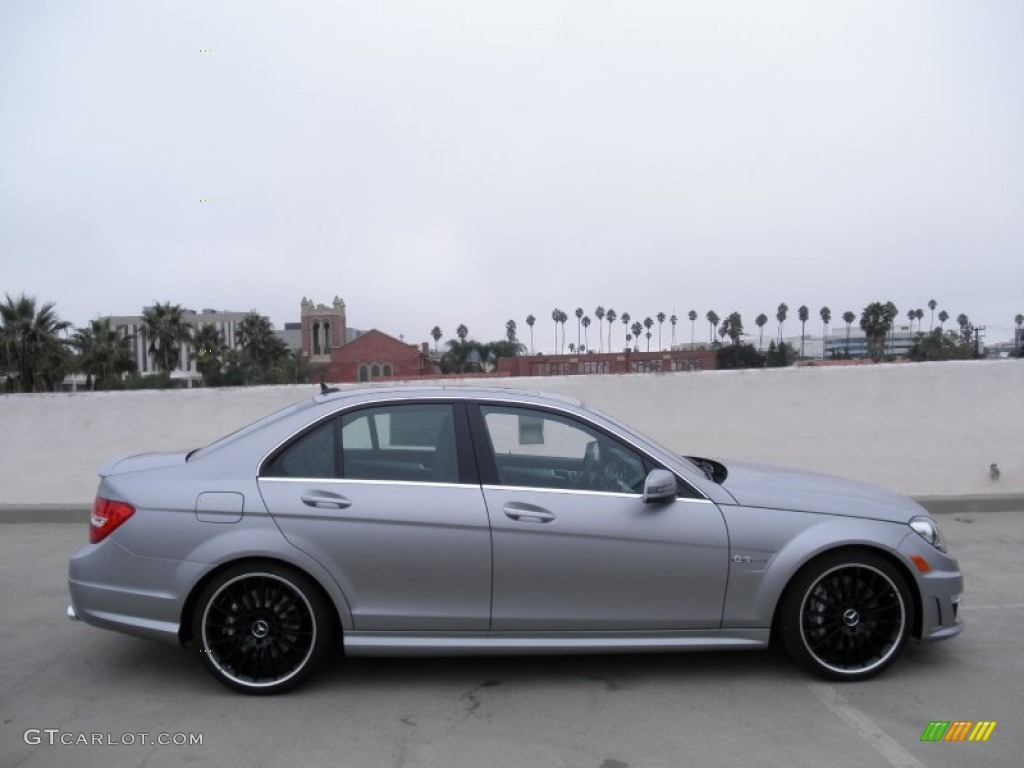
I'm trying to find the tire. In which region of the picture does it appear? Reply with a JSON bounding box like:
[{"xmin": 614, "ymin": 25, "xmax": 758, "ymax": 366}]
[
  {"xmin": 776, "ymin": 550, "xmax": 913, "ymax": 681},
  {"xmin": 193, "ymin": 562, "xmax": 335, "ymax": 694}
]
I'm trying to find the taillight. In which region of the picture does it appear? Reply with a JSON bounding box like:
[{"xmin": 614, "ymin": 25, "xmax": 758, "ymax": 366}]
[{"xmin": 90, "ymin": 497, "xmax": 135, "ymax": 543}]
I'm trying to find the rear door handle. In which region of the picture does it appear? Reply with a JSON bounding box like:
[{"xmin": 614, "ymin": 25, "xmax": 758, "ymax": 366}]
[
  {"xmin": 301, "ymin": 492, "xmax": 352, "ymax": 509},
  {"xmin": 503, "ymin": 503, "xmax": 555, "ymax": 523}
]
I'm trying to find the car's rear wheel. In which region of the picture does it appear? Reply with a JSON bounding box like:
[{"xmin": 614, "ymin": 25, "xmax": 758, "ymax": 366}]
[
  {"xmin": 193, "ymin": 563, "xmax": 334, "ymax": 694},
  {"xmin": 777, "ymin": 550, "xmax": 913, "ymax": 681}
]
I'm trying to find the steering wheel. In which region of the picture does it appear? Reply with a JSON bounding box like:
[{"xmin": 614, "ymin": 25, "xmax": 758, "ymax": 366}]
[
  {"xmin": 600, "ymin": 449, "xmax": 640, "ymax": 493},
  {"xmin": 573, "ymin": 440, "xmax": 602, "ymax": 490}
]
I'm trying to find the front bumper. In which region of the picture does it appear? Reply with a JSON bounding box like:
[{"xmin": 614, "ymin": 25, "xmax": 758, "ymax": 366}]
[{"xmin": 900, "ymin": 533, "xmax": 964, "ymax": 643}]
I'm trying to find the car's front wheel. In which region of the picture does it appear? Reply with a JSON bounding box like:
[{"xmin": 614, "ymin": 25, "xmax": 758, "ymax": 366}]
[
  {"xmin": 193, "ymin": 563, "xmax": 335, "ymax": 694},
  {"xmin": 777, "ymin": 550, "xmax": 913, "ymax": 681}
]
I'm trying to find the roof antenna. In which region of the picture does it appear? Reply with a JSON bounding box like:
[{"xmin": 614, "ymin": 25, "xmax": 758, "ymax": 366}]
[{"xmin": 320, "ymin": 382, "xmax": 340, "ymax": 395}]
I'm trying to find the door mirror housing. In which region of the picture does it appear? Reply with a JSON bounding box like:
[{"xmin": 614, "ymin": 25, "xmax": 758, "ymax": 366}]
[{"xmin": 642, "ymin": 469, "xmax": 678, "ymax": 503}]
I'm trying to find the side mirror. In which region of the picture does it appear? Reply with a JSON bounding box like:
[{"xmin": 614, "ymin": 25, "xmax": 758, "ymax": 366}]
[{"xmin": 642, "ymin": 469, "xmax": 678, "ymax": 503}]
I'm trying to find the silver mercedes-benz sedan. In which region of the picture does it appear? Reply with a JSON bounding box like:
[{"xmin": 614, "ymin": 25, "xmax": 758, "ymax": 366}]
[{"xmin": 68, "ymin": 385, "xmax": 963, "ymax": 694}]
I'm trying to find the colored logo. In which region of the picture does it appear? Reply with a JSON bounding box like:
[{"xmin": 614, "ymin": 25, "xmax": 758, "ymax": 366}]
[{"xmin": 920, "ymin": 721, "xmax": 997, "ymax": 742}]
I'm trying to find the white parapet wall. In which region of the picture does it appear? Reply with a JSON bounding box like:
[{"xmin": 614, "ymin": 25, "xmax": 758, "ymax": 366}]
[{"xmin": 1, "ymin": 360, "xmax": 1021, "ymax": 506}]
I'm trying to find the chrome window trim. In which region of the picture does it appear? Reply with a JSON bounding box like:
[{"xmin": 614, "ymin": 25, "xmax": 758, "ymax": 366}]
[
  {"xmin": 258, "ymin": 476, "xmax": 477, "ymax": 491},
  {"xmin": 480, "ymin": 484, "xmax": 715, "ymax": 503}
]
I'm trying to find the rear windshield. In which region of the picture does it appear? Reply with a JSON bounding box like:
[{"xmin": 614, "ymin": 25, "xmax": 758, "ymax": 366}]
[{"xmin": 188, "ymin": 397, "xmax": 321, "ymax": 460}]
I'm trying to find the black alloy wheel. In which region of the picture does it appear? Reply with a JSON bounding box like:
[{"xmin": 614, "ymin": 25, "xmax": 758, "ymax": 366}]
[
  {"xmin": 778, "ymin": 550, "xmax": 913, "ymax": 681},
  {"xmin": 194, "ymin": 563, "xmax": 334, "ymax": 694}
]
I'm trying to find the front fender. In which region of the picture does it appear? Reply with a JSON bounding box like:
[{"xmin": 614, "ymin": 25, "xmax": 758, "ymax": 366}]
[{"xmin": 719, "ymin": 506, "xmax": 909, "ymax": 629}]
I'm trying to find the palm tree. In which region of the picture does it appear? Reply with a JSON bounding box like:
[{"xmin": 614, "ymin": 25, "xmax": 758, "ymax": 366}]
[
  {"xmin": 0, "ymin": 293, "xmax": 72, "ymax": 392},
  {"xmin": 706, "ymin": 310, "xmax": 720, "ymax": 344},
  {"xmin": 860, "ymin": 302, "xmax": 893, "ymax": 362},
  {"xmin": 906, "ymin": 308, "xmax": 916, "ymax": 333},
  {"xmin": 71, "ymin": 318, "xmax": 136, "ymax": 390},
  {"xmin": 142, "ymin": 302, "xmax": 192, "ymax": 373},
  {"xmin": 606, "ymin": 309, "xmax": 617, "ymax": 351},
  {"xmin": 575, "ymin": 307, "xmax": 584, "ymax": 350},
  {"xmin": 842, "ymin": 310, "xmax": 856, "ymax": 356},
  {"xmin": 430, "ymin": 326, "xmax": 442, "ymax": 353},
  {"xmin": 442, "ymin": 337, "xmax": 474, "ymax": 373},
  {"xmin": 882, "ymin": 302, "xmax": 898, "ymax": 356},
  {"xmin": 568, "ymin": 342, "xmax": 576, "ymax": 354},
  {"xmin": 581, "ymin": 315, "xmax": 591, "ymax": 351},
  {"xmin": 643, "ymin": 316, "xmax": 654, "ymax": 351},
  {"xmin": 776, "ymin": 303, "xmax": 788, "ymax": 343},
  {"xmin": 193, "ymin": 322, "xmax": 226, "ymax": 384},
  {"xmin": 456, "ymin": 323, "xmax": 469, "ymax": 343},
  {"xmin": 915, "ymin": 308, "xmax": 924, "ymax": 334},
  {"xmin": 688, "ymin": 310, "xmax": 697, "ymax": 346},
  {"xmin": 956, "ymin": 313, "xmax": 970, "ymax": 342},
  {"xmin": 656, "ymin": 312, "xmax": 666, "ymax": 350},
  {"xmin": 236, "ymin": 312, "xmax": 288, "ymax": 384},
  {"xmin": 722, "ymin": 311, "xmax": 743, "ymax": 346},
  {"xmin": 819, "ymin": 306, "xmax": 831, "ymax": 359},
  {"xmin": 618, "ymin": 312, "xmax": 631, "ymax": 350},
  {"xmin": 559, "ymin": 310, "xmax": 569, "ymax": 354},
  {"xmin": 594, "ymin": 306, "xmax": 605, "ymax": 352},
  {"xmin": 755, "ymin": 313, "xmax": 768, "ymax": 350},
  {"xmin": 505, "ymin": 319, "xmax": 517, "ymax": 344},
  {"xmin": 928, "ymin": 299, "xmax": 938, "ymax": 331},
  {"xmin": 551, "ymin": 309, "xmax": 561, "ymax": 353},
  {"xmin": 631, "ymin": 320, "xmax": 643, "ymax": 351},
  {"xmin": 1015, "ymin": 313, "xmax": 1023, "ymax": 352},
  {"xmin": 797, "ymin": 305, "xmax": 809, "ymax": 357},
  {"xmin": 669, "ymin": 313, "xmax": 678, "ymax": 348},
  {"xmin": 525, "ymin": 314, "xmax": 536, "ymax": 354},
  {"xmin": 937, "ymin": 310, "xmax": 949, "ymax": 329}
]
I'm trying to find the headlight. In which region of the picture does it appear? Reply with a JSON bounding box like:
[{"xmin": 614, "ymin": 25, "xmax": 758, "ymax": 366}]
[{"xmin": 910, "ymin": 516, "xmax": 946, "ymax": 553}]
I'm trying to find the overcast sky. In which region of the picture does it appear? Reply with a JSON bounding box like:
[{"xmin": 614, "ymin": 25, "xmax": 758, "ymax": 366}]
[{"xmin": 2, "ymin": 1, "xmax": 1021, "ymax": 351}]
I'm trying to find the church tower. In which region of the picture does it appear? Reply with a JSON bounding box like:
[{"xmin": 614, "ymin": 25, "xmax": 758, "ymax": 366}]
[{"xmin": 300, "ymin": 296, "xmax": 347, "ymax": 363}]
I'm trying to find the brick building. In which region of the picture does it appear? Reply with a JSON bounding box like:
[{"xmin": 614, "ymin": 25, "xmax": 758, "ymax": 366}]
[
  {"xmin": 300, "ymin": 297, "xmax": 437, "ymax": 382},
  {"xmin": 496, "ymin": 348, "xmax": 715, "ymax": 377}
]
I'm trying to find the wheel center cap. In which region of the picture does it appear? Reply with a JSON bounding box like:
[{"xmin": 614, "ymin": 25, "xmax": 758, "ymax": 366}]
[
  {"xmin": 842, "ymin": 608, "xmax": 860, "ymax": 627},
  {"xmin": 251, "ymin": 619, "xmax": 270, "ymax": 639}
]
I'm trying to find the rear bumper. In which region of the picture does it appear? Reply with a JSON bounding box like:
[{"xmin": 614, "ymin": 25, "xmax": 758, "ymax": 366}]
[{"xmin": 68, "ymin": 538, "xmax": 208, "ymax": 645}]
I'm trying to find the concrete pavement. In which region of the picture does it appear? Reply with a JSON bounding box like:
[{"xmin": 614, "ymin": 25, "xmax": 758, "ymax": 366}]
[{"xmin": 1, "ymin": 511, "xmax": 1021, "ymax": 767}]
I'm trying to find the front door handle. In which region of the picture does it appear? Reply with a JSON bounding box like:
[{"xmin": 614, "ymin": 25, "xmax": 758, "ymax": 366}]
[
  {"xmin": 503, "ymin": 503, "xmax": 555, "ymax": 523},
  {"xmin": 301, "ymin": 492, "xmax": 352, "ymax": 509}
]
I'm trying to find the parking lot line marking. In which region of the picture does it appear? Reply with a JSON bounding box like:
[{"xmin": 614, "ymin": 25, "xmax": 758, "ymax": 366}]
[
  {"xmin": 957, "ymin": 603, "xmax": 1024, "ymax": 610},
  {"xmin": 805, "ymin": 681, "xmax": 927, "ymax": 768}
]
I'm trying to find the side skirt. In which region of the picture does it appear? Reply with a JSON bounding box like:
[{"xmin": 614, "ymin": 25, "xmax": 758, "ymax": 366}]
[{"xmin": 342, "ymin": 628, "xmax": 770, "ymax": 657}]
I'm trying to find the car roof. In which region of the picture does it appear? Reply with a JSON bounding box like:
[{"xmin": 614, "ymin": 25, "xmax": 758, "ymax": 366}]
[{"xmin": 313, "ymin": 384, "xmax": 584, "ymax": 410}]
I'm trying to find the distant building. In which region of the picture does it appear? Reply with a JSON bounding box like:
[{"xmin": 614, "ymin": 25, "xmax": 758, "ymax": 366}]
[
  {"xmin": 276, "ymin": 322, "xmax": 302, "ymax": 353},
  {"xmin": 104, "ymin": 307, "xmax": 260, "ymax": 376},
  {"xmin": 299, "ymin": 297, "xmax": 437, "ymax": 382},
  {"xmin": 496, "ymin": 348, "xmax": 715, "ymax": 377},
  {"xmin": 825, "ymin": 324, "xmax": 920, "ymax": 359}
]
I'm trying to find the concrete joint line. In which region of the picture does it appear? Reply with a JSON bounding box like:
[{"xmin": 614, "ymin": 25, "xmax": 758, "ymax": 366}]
[{"xmin": 804, "ymin": 681, "xmax": 927, "ymax": 768}]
